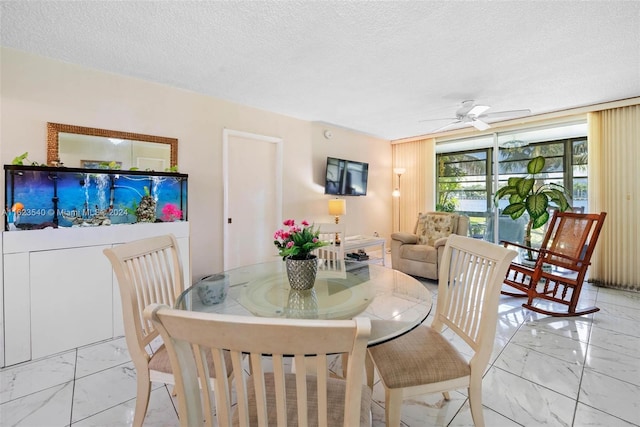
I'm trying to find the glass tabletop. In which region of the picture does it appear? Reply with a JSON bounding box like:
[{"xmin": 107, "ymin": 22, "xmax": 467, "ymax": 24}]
[{"xmin": 176, "ymin": 260, "xmax": 432, "ymax": 346}]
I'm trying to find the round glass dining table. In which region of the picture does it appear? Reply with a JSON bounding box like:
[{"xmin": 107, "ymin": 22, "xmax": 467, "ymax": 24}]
[{"xmin": 175, "ymin": 260, "xmax": 432, "ymax": 346}]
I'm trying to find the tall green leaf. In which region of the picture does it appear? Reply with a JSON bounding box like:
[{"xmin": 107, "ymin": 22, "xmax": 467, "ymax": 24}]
[{"xmin": 528, "ymin": 156, "xmax": 545, "ymax": 174}]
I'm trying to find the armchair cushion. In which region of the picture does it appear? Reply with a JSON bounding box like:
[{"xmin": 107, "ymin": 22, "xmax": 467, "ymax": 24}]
[
  {"xmin": 402, "ymin": 244, "xmax": 438, "ymax": 264},
  {"xmin": 415, "ymin": 212, "xmax": 459, "ymax": 246}
]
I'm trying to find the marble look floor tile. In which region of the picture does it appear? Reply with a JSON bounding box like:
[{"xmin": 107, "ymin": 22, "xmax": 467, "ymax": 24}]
[
  {"xmin": 595, "ymin": 288, "xmax": 640, "ymax": 310},
  {"xmin": 588, "ymin": 327, "xmax": 640, "ymax": 358},
  {"xmin": 573, "ymin": 402, "xmax": 638, "ymax": 427},
  {"xmin": 447, "ymin": 400, "xmax": 523, "ymax": 427},
  {"xmin": 71, "ymin": 362, "xmax": 139, "ymax": 422},
  {"xmin": 579, "ymin": 369, "xmax": 640, "ymax": 425},
  {"xmin": 590, "ymin": 312, "xmax": 640, "ymax": 338},
  {"xmin": 494, "ymin": 343, "xmax": 582, "ymax": 398},
  {"xmin": 522, "ymin": 315, "xmax": 592, "ymax": 343},
  {"xmin": 71, "ymin": 386, "xmax": 178, "ymax": 426},
  {"xmin": 482, "ymin": 367, "xmax": 575, "ymax": 427},
  {"xmin": 75, "ymin": 337, "xmax": 131, "ymax": 378},
  {"xmin": 0, "ymin": 381, "xmax": 73, "ymax": 427},
  {"xmin": 595, "ymin": 301, "xmax": 640, "ymax": 322},
  {"xmin": 0, "ymin": 351, "xmax": 76, "ymax": 404},
  {"xmin": 509, "ymin": 326, "xmax": 588, "ymax": 365},
  {"xmin": 584, "ymin": 344, "xmax": 640, "ymax": 386},
  {"xmin": 371, "ymin": 381, "xmax": 466, "ymax": 427}
]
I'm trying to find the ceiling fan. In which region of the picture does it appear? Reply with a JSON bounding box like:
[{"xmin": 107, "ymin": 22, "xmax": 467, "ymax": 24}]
[{"xmin": 422, "ymin": 100, "xmax": 531, "ymax": 133}]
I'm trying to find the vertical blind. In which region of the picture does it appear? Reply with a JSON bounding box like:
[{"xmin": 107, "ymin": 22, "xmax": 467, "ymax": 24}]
[
  {"xmin": 392, "ymin": 138, "xmax": 435, "ymax": 233},
  {"xmin": 588, "ymin": 105, "xmax": 640, "ymax": 290}
]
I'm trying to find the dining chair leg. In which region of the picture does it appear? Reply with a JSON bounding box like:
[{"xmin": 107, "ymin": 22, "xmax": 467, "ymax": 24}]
[
  {"xmin": 365, "ymin": 352, "xmax": 375, "ymax": 390},
  {"xmin": 133, "ymin": 370, "xmax": 152, "ymax": 427},
  {"xmin": 468, "ymin": 382, "xmax": 485, "ymax": 427},
  {"xmin": 385, "ymin": 388, "xmax": 403, "ymax": 427}
]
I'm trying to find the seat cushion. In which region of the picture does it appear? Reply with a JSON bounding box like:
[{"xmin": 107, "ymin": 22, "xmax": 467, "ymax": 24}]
[
  {"xmin": 415, "ymin": 213, "xmax": 459, "ymax": 245},
  {"xmin": 368, "ymin": 325, "xmax": 470, "ymax": 389},
  {"xmin": 233, "ymin": 373, "xmax": 372, "ymax": 426},
  {"xmin": 401, "ymin": 243, "xmax": 438, "ymax": 263},
  {"xmin": 148, "ymin": 344, "xmax": 173, "ymax": 374}
]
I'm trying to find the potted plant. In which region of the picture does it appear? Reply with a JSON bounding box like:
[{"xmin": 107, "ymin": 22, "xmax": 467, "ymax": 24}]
[
  {"xmin": 494, "ymin": 156, "xmax": 571, "ymax": 258},
  {"xmin": 273, "ymin": 219, "xmax": 328, "ymax": 290}
]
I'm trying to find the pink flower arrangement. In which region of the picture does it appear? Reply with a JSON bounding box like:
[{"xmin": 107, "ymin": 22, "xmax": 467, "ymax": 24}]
[
  {"xmin": 161, "ymin": 203, "xmax": 183, "ymax": 222},
  {"xmin": 273, "ymin": 219, "xmax": 327, "ymax": 260}
]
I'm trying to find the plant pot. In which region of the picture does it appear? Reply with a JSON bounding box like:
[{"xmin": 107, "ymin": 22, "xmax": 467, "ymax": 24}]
[{"xmin": 285, "ymin": 255, "xmax": 318, "ymax": 290}]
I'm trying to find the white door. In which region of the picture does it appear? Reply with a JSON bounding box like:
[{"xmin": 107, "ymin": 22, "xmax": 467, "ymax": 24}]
[{"xmin": 223, "ymin": 130, "xmax": 282, "ymax": 270}]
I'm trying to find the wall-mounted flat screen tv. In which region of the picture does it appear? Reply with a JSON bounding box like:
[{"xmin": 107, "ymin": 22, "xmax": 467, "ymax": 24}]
[{"xmin": 324, "ymin": 156, "xmax": 369, "ymax": 196}]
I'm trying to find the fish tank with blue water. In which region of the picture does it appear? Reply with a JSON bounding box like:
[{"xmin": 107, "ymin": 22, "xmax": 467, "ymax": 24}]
[{"xmin": 4, "ymin": 165, "xmax": 188, "ymax": 230}]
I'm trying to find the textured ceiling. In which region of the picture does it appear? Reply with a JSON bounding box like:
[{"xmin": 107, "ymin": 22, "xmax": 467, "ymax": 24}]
[{"xmin": 1, "ymin": 1, "xmax": 639, "ymax": 140}]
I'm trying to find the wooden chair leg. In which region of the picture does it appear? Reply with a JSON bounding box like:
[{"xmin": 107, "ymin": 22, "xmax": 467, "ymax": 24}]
[
  {"xmin": 468, "ymin": 380, "xmax": 485, "ymax": 427},
  {"xmin": 385, "ymin": 388, "xmax": 404, "ymax": 427},
  {"xmin": 133, "ymin": 371, "xmax": 152, "ymax": 427},
  {"xmin": 365, "ymin": 352, "xmax": 375, "ymax": 390}
]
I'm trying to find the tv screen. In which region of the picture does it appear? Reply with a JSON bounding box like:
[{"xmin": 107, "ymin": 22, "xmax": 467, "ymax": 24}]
[{"xmin": 324, "ymin": 157, "xmax": 368, "ymax": 196}]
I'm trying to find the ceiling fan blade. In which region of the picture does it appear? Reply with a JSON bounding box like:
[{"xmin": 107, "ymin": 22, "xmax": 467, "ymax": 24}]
[
  {"xmin": 418, "ymin": 117, "xmax": 457, "ymax": 123},
  {"xmin": 479, "ymin": 109, "xmax": 531, "ymax": 120},
  {"xmin": 468, "ymin": 105, "xmax": 490, "ymax": 117},
  {"xmin": 471, "ymin": 119, "xmax": 491, "ymax": 131},
  {"xmin": 430, "ymin": 120, "xmax": 462, "ymax": 133}
]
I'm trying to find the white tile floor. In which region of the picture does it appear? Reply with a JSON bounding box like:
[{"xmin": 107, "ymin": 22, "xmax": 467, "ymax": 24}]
[{"xmin": 2, "ymin": 280, "xmax": 639, "ymax": 426}]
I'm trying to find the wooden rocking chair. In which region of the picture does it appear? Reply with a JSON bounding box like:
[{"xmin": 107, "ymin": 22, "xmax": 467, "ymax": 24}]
[{"xmin": 501, "ymin": 211, "xmax": 607, "ymax": 317}]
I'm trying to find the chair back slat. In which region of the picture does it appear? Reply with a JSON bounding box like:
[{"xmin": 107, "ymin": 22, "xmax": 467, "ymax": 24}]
[
  {"xmin": 104, "ymin": 234, "xmax": 185, "ymax": 352},
  {"xmin": 315, "ymin": 222, "xmax": 346, "ymax": 266},
  {"xmin": 145, "ymin": 305, "xmax": 371, "ymax": 427},
  {"xmin": 436, "ymin": 235, "xmax": 517, "ymax": 354}
]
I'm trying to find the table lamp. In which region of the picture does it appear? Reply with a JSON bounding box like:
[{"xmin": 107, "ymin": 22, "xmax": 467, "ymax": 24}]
[{"xmin": 328, "ymin": 198, "xmax": 346, "ymax": 245}]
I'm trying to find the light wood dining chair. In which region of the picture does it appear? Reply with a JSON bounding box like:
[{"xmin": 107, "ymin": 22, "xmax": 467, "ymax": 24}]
[
  {"xmin": 144, "ymin": 303, "xmax": 373, "ymax": 427},
  {"xmin": 104, "ymin": 234, "xmax": 232, "ymax": 427},
  {"xmin": 315, "ymin": 222, "xmax": 346, "ymax": 271},
  {"xmin": 366, "ymin": 235, "xmax": 517, "ymax": 427}
]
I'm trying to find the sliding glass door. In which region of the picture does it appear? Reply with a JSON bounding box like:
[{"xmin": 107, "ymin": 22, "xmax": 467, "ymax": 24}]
[{"xmin": 436, "ymin": 121, "xmax": 588, "ymax": 246}]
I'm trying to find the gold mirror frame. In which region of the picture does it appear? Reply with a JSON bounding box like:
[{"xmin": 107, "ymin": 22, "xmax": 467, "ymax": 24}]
[{"xmin": 47, "ymin": 122, "xmax": 178, "ymax": 167}]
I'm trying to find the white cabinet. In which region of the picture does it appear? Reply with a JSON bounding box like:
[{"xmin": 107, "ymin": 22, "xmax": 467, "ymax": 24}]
[
  {"xmin": 30, "ymin": 245, "xmax": 113, "ymax": 359},
  {"xmin": 2, "ymin": 222, "xmax": 190, "ymax": 367}
]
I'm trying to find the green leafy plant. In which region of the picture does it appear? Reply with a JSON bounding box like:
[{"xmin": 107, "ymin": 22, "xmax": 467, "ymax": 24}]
[
  {"xmin": 12, "ymin": 152, "xmax": 43, "ymax": 166},
  {"xmin": 273, "ymin": 219, "xmax": 328, "ymax": 260},
  {"xmin": 494, "ymin": 156, "xmax": 571, "ymax": 252}
]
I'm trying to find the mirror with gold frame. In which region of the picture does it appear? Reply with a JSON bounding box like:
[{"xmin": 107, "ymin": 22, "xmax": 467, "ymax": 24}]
[{"xmin": 47, "ymin": 122, "xmax": 178, "ymax": 170}]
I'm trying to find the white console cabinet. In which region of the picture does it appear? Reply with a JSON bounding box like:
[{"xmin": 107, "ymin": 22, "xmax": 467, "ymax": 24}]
[{"xmin": 1, "ymin": 222, "xmax": 190, "ymax": 367}]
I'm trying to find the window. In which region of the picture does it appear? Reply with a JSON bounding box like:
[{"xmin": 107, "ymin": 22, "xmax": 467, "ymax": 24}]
[{"xmin": 436, "ymin": 123, "xmax": 588, "ymax": 244}]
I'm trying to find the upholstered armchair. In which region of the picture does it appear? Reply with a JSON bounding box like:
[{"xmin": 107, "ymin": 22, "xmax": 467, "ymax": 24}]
[{"xmin": 391, "ymin": 212, "xmax": 469, "ymax": 280}]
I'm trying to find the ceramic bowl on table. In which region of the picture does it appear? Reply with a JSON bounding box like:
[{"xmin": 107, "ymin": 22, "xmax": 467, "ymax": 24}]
[{"xmin": 196, "ymin": 273, "xmax": 229, "ymax": 305}]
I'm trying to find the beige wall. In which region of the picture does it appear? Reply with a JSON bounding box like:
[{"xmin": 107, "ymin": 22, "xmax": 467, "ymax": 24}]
[{"xmin": 0, "ymin": 47, "xmax": 392, "ymax": 280}]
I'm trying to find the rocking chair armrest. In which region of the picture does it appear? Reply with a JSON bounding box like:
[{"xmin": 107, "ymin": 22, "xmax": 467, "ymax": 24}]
[
  {"xmin": 538, "ymin": 248, "xmax": 587, "ymax": 266},
  {"xmin": 500, "ymin": 240, "xmax": 542, "ymax": 255}
]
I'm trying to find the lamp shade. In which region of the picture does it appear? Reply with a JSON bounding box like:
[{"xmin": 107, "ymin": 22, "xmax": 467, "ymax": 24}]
[
  {"xmin": 328, "ymin": 199, "xmax": 346, "ymax": 216},
  {"xmin": 393, "ymin": 167, "xmax": 406, "ymax": 175}
]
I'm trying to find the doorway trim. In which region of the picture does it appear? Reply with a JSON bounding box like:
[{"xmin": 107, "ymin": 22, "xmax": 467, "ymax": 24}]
[{"xmin": 222, "ymin": 128, "xmax": 283, "ymax": 270}]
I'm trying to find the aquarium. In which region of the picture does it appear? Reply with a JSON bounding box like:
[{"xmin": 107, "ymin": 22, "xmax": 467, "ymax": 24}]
[{"xmin": 4, "ymin": 165, "xmax": 188, "ymax": 230}]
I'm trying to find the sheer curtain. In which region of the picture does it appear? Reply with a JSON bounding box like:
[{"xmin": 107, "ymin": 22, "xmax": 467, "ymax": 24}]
[
  {"xmin": 588, "ymin": 105, "xmax": 640, "ymax": 290},
  {"xmin": 391, "ymin": 138, "xmax": 436, "ymax": 233}
]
